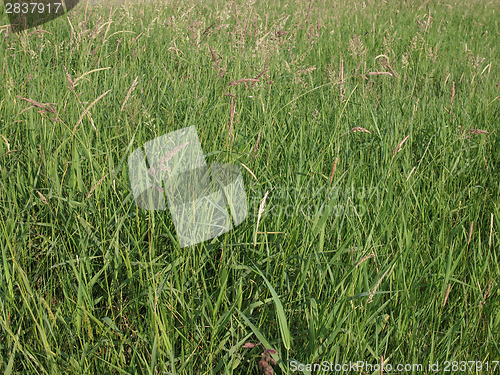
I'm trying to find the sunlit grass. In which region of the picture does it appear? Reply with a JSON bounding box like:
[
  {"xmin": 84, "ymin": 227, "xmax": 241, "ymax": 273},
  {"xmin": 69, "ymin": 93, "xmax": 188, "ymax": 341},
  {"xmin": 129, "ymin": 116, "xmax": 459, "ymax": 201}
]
[{"xmin": 0, "ymin": 0, "xmax": 499, "ymax": 373}]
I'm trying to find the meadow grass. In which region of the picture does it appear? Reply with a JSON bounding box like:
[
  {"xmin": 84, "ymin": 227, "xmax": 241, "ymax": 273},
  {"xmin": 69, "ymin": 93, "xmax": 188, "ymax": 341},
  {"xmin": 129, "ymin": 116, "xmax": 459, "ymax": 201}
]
[{"xmin": 0, "ymin": 0, "xmax": 499, "ymax": 373}]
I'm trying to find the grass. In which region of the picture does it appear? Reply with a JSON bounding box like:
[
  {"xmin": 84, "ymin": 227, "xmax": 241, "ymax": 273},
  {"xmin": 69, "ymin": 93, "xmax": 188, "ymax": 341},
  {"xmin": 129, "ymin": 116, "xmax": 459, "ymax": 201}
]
[{"xmin": 0, "ymin": 0, "xmax": 499, "ymax": 373}]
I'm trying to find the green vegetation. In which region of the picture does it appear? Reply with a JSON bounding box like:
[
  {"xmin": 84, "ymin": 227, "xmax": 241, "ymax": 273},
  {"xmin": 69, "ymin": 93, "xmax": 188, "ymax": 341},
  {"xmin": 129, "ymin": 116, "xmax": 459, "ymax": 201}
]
[{"xmin": 0, "ymin": 0, "xmax": 499, "ymax": 373}]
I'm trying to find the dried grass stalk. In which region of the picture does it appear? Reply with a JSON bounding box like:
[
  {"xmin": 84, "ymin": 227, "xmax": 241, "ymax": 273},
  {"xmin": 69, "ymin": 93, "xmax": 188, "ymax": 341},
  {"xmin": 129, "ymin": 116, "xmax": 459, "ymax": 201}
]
[
  {"xmin": 240, "ymin": 162, "xmax": 258, "ymax": 181},
  {"xmin": 254, "ymin": 191, "xmax": 269, "ymax": 246},
  {"xmin": 17, "ymin": 95, "xmax": 61, "ymax": 121},
  {"xmin": 339, "ymin": 57, "xmax": 345, "ymax": 102},
  {"xmin": 252, "ymin": 130, "xmax": 262, "ymax": 158},
  {"xmin": 86, "ymin": 173, "xmax": 109, "ymax": 199},
  {"xmin": 351, "ymin": 127, "xmax": 371, "ymax": 133},
  {"xmin": 208, "ymin": 44, "xmax": 217, "ymax": 63},
  {"xmin": 229, "ymin": 78, "xmax": 259, "ymax": 90},
  {"xmin": 329, "ymin": 157, "xmax": 338, "ymax": 184},
  {"xmin": 36, "ymin": 190, "xmax": 48, "ymax": 205},
  {"xmin": 468, "ymin": 128, "xmax": 489, "ymax": 135},
  {"xmin": 121, "ymin": 76, "xmax": 138, "ymax": 112},
  {"xmin": 356, "ymin": 252, "xmax": 374, "ymax": 268},
  {"xmin": 468, "ymin": 221, "xmax": 473, "ymax": 244},
  {"xmin": 393, "ymin": 135, "xmax": 410, "ymax": 155},
  {"xmin": 366, "ymin": 71, "xmax": 393, "ymax": 76},
  {"xmin": 0, "ymin": 135, "xmax": 10, "ymax": 152},
  {"xmin": 442, "ymin": 284, "xmax": 451, "ymax": 307},
  {"xmin": 17, "ymin": 96, "xmax": 57, "ymax": 114},
  {"xmin": 450, "ymin": 81, "xmax": 456, "ymax": 109},
  {"xmin": 73, "ymin": 90, "xmax": 111, "ymax": 134},
  {"xmin": 367, "ymin": 264, "xmax": 395, "ymax": 304},
  {"xmin": 228, "ymin": 96, "xmax": 235, "ymax": 143},
  {"xmin": 63, "ymin": 65, "xmax": 75, "ymax": 91}
]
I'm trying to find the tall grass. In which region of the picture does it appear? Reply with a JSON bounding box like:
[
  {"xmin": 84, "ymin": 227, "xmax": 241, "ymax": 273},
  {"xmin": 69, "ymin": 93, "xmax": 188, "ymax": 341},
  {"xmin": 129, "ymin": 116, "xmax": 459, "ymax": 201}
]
[{"xmin": 0, "ymin": 0, "xmax": 498, "ymax": 373}]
